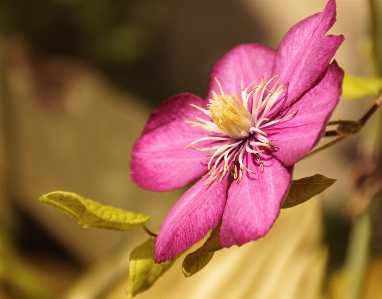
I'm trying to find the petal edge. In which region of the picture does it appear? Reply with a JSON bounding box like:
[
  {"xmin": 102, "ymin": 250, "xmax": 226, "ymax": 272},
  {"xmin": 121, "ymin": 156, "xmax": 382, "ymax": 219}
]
[
  {"xmin": 155, "ymin": 176, "xmax": 229, "ymax": 263},
  {"xmin": 131, "ymin": 93, "xmax": 209, "ymax": 191}
]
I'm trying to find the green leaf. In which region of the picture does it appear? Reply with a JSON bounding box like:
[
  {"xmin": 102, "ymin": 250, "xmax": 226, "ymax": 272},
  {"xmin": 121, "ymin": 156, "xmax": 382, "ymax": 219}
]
[
  {"xmin": 342, "ymin": 73, "xmax": 382, "ymax": 99},
  {"xmin": 128, "ymin": 238, "xmax": 176, "ymax": 298},
  {"xmin": 182, "ymin": 224, "xmax": 222, "ymax": 277},
  {"xmin": 39, "ymin": 191, "xmax": 149, "ymax": 231},
  {"xmin": 282, "ymin": 175, "xmax": 336, "ymax": 209}
]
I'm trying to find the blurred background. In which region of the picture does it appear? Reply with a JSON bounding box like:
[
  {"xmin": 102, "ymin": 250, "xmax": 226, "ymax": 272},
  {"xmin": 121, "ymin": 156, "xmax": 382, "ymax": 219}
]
[{"xmin": 0, "ymin": 0, "xmax": 381, "ymax": 298}]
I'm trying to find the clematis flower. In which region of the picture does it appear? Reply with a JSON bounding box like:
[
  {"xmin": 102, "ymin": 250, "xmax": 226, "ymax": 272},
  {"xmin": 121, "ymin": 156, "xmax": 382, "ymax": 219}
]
[{"xmin": 131, "ymin": 0, "xmax": 344, "ymax": 263}]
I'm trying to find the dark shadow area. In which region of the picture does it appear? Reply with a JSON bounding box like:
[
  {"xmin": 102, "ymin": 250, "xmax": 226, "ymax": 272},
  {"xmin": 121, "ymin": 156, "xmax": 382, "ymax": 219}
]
[{"xmin": 0, "ymin": 0, "xmax": 267, "ymax": 107}]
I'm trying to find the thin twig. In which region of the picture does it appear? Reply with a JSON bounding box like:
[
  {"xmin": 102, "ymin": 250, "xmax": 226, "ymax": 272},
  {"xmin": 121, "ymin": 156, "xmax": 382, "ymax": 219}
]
[
  {"xmin": 324, "ymin": 130, "xmax": 340, "ymax": 137},
  {"xmin": 301, "ymin": 136, "xmax": 345, "ymax": 160},
  {"xmin": 305, "ymin": 93, "xmax": 382, "ymax": 159},
  {"xmin": 141, "ymin": 224, "xmax": 157, "ymax": 237},
  {"xmin": 359, "ymin": 92, "xmax": 382, "ymax": 125}
]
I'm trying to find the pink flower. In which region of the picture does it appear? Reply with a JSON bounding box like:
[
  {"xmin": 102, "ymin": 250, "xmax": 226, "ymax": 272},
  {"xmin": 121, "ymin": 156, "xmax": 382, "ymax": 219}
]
[{"xmin": 131, "ymin": 0, "xmax": 344, "ymax": 263}]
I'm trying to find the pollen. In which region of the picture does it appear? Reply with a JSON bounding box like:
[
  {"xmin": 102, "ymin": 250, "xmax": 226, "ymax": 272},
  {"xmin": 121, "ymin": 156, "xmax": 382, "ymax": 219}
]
[
  {"xmin": 186, "ymin": 75, "xmax": 295, "ymax": 185},
  {"xmin": 208, "ymin": 81, "xmax": 254, "ymax": 139}
]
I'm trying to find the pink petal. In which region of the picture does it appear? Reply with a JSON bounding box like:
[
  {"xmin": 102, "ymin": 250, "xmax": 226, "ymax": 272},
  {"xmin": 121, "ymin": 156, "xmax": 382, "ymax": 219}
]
[
  {"xmin": 267, "ymin": 61, "xmax": 344, "ymax": 166},
  {"xmin": 220, "ymin": 154, "xmax": 293, "ymax": 248},
  {"xmin": 131, "ymin": 93, "xmax": 209, "ymax": 192},
  {"xmin": 272, "ymin": 0, "xmax": 344, "ymax": 103},
  {"xmin": 207, "ymin": 44, "xmax": 276, "ymax": 100},
  {"xmin": 155, "ymin": 176, "xmax": 229, "ymax": 262}
]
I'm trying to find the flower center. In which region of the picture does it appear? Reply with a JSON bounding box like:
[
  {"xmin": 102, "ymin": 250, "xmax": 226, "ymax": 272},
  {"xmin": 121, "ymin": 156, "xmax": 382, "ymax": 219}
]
[
  {"xmin": 209, "ymin": 90, "xmax": 254, "ymax": 139},
  {"xmin": 185, "ymin": 76, "xmax": 296, "ymax": 184}
]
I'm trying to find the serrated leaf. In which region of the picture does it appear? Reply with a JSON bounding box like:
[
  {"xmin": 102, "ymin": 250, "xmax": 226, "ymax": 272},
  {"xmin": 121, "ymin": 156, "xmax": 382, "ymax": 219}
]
[
  {"xmin": 128, "ymin": 238, "xmax": 176, "ymax": 298},
  {"xmin": 39, "ymin": 191, "xmax": 149, "ymax": 231},
  {"xmin": 342, "ymin": 73, "xmax": 382, "ymax": 99},
  {"xmin": 182, "ymin": 223, "xmax": 222, "ymax": 277},
  {"xmin": 282, "ymin": 175, "xmax": 336, "ymax": 209}
]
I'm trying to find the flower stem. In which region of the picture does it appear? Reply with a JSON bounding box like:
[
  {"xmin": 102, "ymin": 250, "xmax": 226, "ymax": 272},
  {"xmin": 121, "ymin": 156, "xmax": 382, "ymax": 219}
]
[
  {"xmin": 301, "ymin": 136, "xmax": 345, "ymax": 160},
  {"xmin": 141, "ymin": 224, "xmax": 157, "ymax": 237},
  {"xmin": 358, "ymin": 93, "xmax": 382, "ymax": 125},
  {"xmin": 304, "ymin": 93, "xmax": 382, "ymax": 159}
]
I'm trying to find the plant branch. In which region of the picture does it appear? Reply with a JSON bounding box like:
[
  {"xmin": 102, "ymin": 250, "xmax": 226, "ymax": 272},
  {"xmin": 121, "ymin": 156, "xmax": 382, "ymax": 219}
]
[
  {"xmin": 141, "ymin": 224, "xmax": 157, "ymax": 238},
  {"xmin": 302, "ymin": 136, "xmax": 345, "ymax": 160},
  {"xmin": 359, "ymin": 92, "xmax": 382, "ymax": 125},
  {"xmin": 305, "ymin": 93, "xmax": 382, "ymax": 159}
]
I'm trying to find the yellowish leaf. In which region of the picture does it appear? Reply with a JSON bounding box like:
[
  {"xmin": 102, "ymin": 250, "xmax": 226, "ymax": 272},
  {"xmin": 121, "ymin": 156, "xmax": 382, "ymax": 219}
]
[
  {"xmin": 182, "ymin": 224, "xmax": 222, "ymax": 277},
  {"xmin": 128, "ymin": 238, "xmax": 176, "ymax": 298},
  {"xmin": 39, "ymin": 191, "xmax": 149, "ymax": 231},
  {"xmin": 342, "ymin": 73, "xmax": 382, "ymax": 99},
  {"xmin": 282, "ymin": 175, "xmax": 336, "ymax": 209}
]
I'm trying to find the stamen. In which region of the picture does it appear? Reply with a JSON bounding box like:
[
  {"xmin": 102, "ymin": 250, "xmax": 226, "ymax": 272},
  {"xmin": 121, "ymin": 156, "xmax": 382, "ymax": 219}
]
[
  {"xmin": 208, "ymin": 79, "xmax": 254, "ymax": 139},
  {"xmin": 255, "ymin": 153, "xmax": 264, "ymax": 172},
  {"xmin": 185, "ymin": 136, "xmax": 231, "ymax": 149},
  {"xmin": 249, "ymin": 127, "xmax": 267, "ymax": 136},
  {"xmin": 189, "ymin": 104, "xmax": 210, "ymax": 116},
  {"xmin": 261, "ymin": 110, "xmax": 297, "ymax": 128},
  {"xmin": 185, "ymin": 75, "xmax": 295, "ymax": 184}
]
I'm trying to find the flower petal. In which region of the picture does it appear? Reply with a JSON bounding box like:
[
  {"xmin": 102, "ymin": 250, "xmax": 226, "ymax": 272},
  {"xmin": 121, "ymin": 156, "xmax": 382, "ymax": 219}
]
[
  {"xmin": 155, "ymin": 176, "xmax": 229, "ymax": 262},
  {"xmin": 131, "ymin": 93, "xmax": 209, "ymax": 192},
  {"xmin": 207, "ymin": 44, "xmax": 276, "ymax": 100},
  {"xmin": 267, "ymin": 61, "xmax": 344, "ymax": 166},
  {"xmin": 272, "ymin": 0, "xmax": 344, "ymax": 103},
  {"xmin": 220, "ymin": 154, "xmax": 293, "ymax": 248}
]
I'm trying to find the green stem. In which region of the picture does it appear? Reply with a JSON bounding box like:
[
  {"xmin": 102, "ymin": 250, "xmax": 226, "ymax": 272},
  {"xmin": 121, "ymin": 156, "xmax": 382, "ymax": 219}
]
[{"xmin": 344, "ymin": 211, "xmax": 372, "ymax": 299}]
